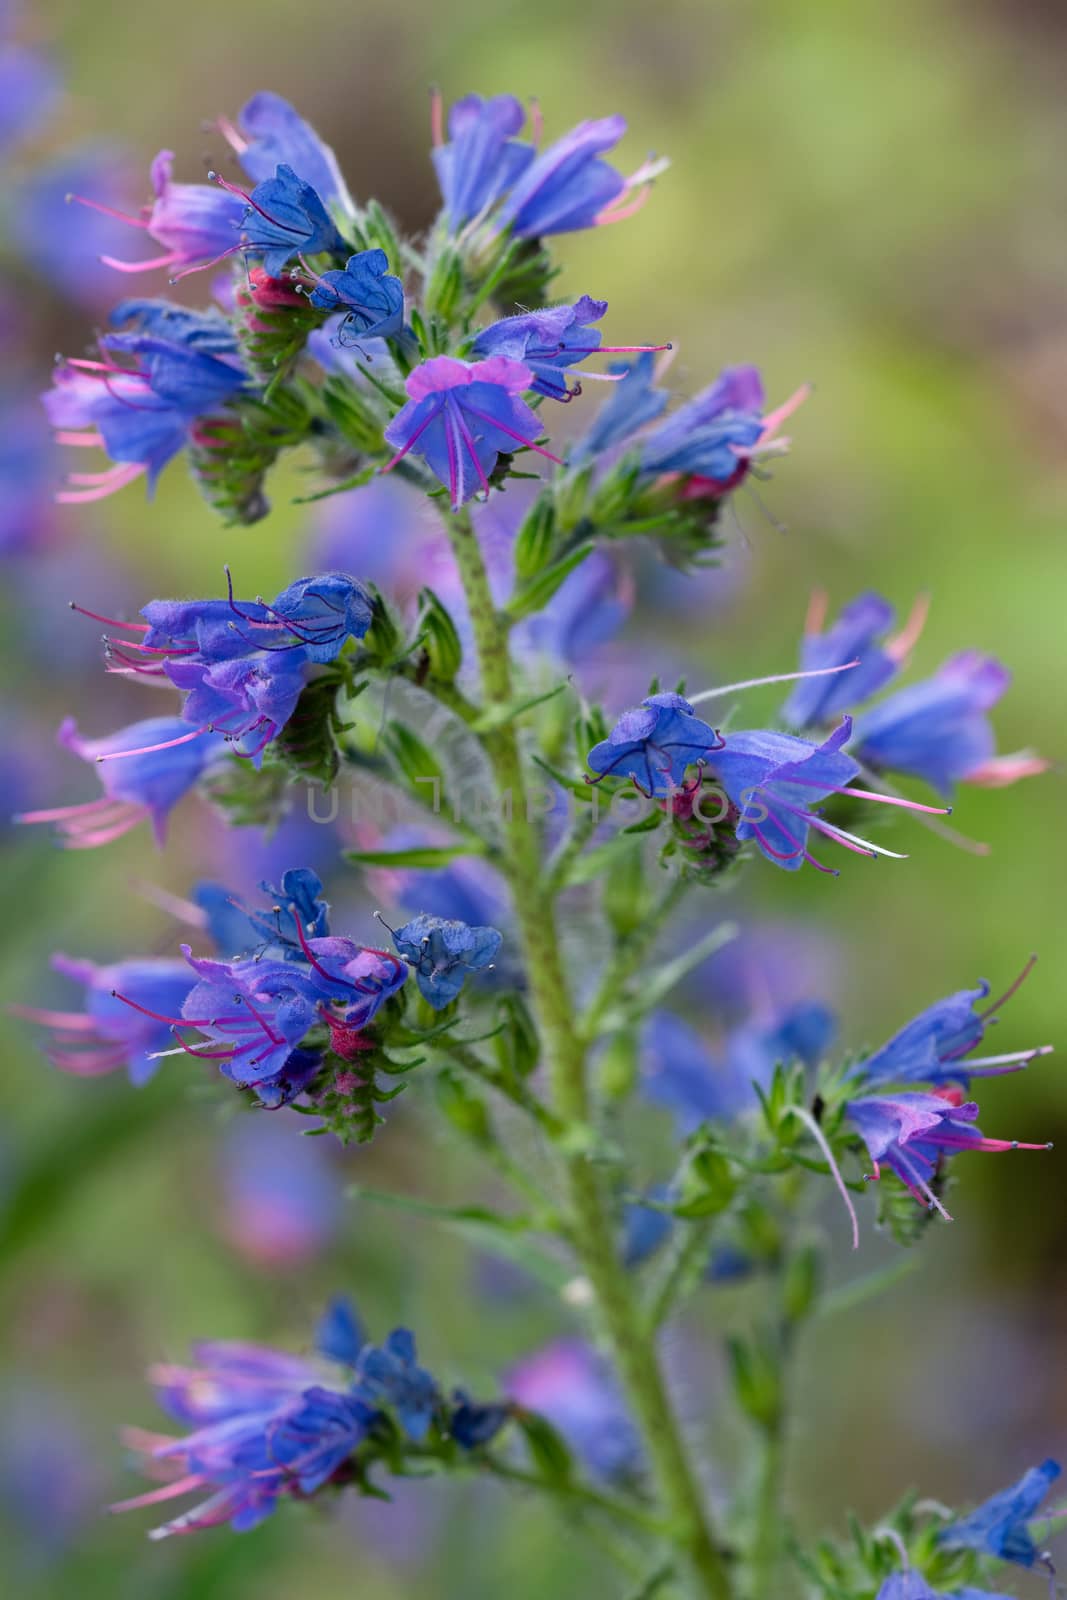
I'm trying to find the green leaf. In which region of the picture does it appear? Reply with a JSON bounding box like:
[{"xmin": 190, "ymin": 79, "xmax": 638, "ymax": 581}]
[
  {"xmin": 344, "ymin": 843, "xmax": 481, "ymax": 869},
  {"xmin": 505, "ymin": 542, "xmax": 594, "ymax": 621},
  {"xmin": 515, "ymin": 1411, "xmax": 575, "ymax": 1487},
  {"xmin": 415, "ymin": 587, "xmax": 463, "ymax": 681},
  {"xmin": 471, "ymin": 680, "xmax": 569, "ymax": 733},
  {"xmin": 564, "ymin": 830, "xmax": 650, "ymax": 887},
  {"xmin": 605, "ymin": 921, "xmax": 739, "ymax": 1026}
]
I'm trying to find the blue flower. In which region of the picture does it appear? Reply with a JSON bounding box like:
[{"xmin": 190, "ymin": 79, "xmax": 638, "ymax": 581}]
[
  {"xmin": 641, "ymin": 365, "xmax": 808, "ymax": 494},
  {"xmin": 448, "ymin": 1390, "xmax": 512, "ymax": 1449},
  {"xmin": 507, "ymin": 1340, "xmax": 641, "ymax": 1482},
  {"xmin": 472, "ymin": 296, "xmax": 666, "ymax": 404},
  {"xmin": 356, "ymin": 1329, "xmax": 439, "ymax": 1441},
  {"xmin": 230, "ymin": 92, "xmax": 353, "ymax": 213},
  {"xmin": 496, "ymin": 116, "xmax": 635, "ymax": 238},
  {"xmin": 782, "ymin": 592, "xmax": 901, "ymax": 729},
  {"xmin": 392, "ymin": 912, "xmax": 502, "ymax": 1009},
  {"xmin": 164, "ymin": 653, "xmax": 309, "ymax": 766},
  {"xmin": 641, "ymin": 1002, "xmax": 834, "ymax": 1132},
  {"xmin": 243, "ymin": 866, "xmax": 333, "ymax": 958},
  {"xmin": 586, "ymin": 692, "xmax": 724, "ymax": 796},
  {"xmin": 383, "ymin": 355, "xmax": 559, "ymax": 510},
  {"xmin": 854, "ymin": 651, "xmax": 1048, "ymax": 796},
  {"xmin": 14, "ymin": 715, "xmax": 226, "ymax": 847},
  {"xmin": 938, "ymin": 1459, "xmax": 1061, "ymax": 1567},
  {"xmin": 432, "ymin": 93, "xmax": 534, "ymax": 230},
  {"xmin": 238, "ymin": 164, "xmax": 346, "ymax": 277},
  {"xmin": 845, "ymin": 1091, "xmax": 1051, "ymax": 1219},
  {"xmin": 308, "ymin": 249, "xmax": 405, "ymax": 344},
  {"xmin": 222, "ymin": 1119, "xmax": 341, "ymax": 1267},
  {"xmin": 112, "ymin": 1303, "xmax": 375, "ymax": 1538},
  {"xmin": 855, "ymin": 969, "xmax": 1050, "ymax": 1091},
  {"xmin": 570, "ymin": 351, "xmax": 670, "ymax": 462},
  {"xmin": 180, "ymin": 952, "xmax": 322, "ymax": 1087},
  {"xmin": 109, "ymin": 297, "xmax": 239, "ymax": 356},
  {"xmin": 15, "ymin": 955, "xmax": 193, "ymax": 1085},
  {"xmin": 315, "ymin": 1296, "xmax": 367, "ymax": 1367},
  {"xmin": 44, "ymin": 324, "xmax": 248, "ymax": 501},
  {"xmin": 708, "ymin": 717, "xmax": 937, "ymax": 873},
  {"xmin": 140, "ymin": 570, "xmax": 372, "ymax": 665}
]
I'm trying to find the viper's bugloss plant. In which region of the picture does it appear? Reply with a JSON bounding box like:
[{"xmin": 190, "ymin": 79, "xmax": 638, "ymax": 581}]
[{"xmin": 15, "ymin": 84, "xmax": 1058, "ymax": 1600}]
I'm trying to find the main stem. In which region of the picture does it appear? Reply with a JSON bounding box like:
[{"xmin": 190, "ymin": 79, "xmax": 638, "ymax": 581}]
[{"xmin": 444, "ymin": 511, "xmax": 733, "ymax": 1600}]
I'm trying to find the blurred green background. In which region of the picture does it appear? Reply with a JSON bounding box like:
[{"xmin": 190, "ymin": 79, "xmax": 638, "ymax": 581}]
[{"xmin": 2, "ymin": 0, "xmax": 1065, "ymax": 1594}]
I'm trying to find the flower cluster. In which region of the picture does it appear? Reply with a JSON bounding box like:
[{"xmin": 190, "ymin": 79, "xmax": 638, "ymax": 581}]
[
  {"xmin": 15, "ymin": 570, "xmax": 371, "ymax": 846},
  {"xmin": 111, "ymin": 1298, "xmax": 513, "ymax": 1539}
]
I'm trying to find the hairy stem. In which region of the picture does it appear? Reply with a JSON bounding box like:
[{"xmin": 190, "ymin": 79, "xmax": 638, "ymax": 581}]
[{"xmin": 443, "ymin": 509, "xmax": 734, "ymax": 1600}]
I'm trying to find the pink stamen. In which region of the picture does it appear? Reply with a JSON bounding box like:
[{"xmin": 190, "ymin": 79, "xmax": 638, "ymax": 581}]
[
  {"xmin": 805, "ymin": 588, "xmax": 829, "ymax": 636},
  {"xmin": 789, "ymin": 1105, "xmax": 859, "ymax": 1250},
  {"xmin": 63, "ymin": 816, "xmax": 146, "ymax": 847},
  {"xmin": 9, "ymin": 1004, "xmax": 97, "ymax": 1029},
  {"xmin": 70, "ymin": 602, "xmax": 149, "ymax": 630},
  {"xmin": 110, "ymin": 1474, "xmax": 204, "ymax": 1515},
  {"xmin": 382, "ymin": 403, "xmax": 440, "ymax": 473},
  {"xmin": 886, "ymin": 592, "xmax": 930, "ymax": 662},
  {"xmin": 529, "ymin": 97, "xmax": 543, "ymax": 145},
  {"xmin": 67, "ymin": 193, "xmax": 147, "ymax": 228},
  {"xmin": 595, "ymin": 187, "xmax": 653, "ymax": 227},
  {"xmin": 758, "ymin": 384, "xmax": 812, "ymax": 443},
  {"xmin": 100, "ymin": 251, "xmax": 180, "ymax": 274},
  {"xmin": 14, "ymin": 796, "xmax": 117, "ymax": 824},
  {"xmin": 94, "ymin": 727, "xmax": 207, "ymax": 762},
  {"xmin": 111, "ymin": 991, "xmax": 213, "ymax": 1028},
  {"xmin": 57, "ymin": 463, "xmax": 146, "ymax": 503},
  {"xmin": 48, "ymin": 1045, "xmax": 127, "ymax": 1076},
  {"xmin": 216, "ymin": 114, "xmax": 248, "ymax": 156},
  {"xmin": 452, "ymin": 406, "xmax": 493, "ymax": 499},
  {"xmin": 168, "ymin": 243, "xmax": 244, "ymax": 284},
  {"xmin": 55, "ymin": 430, "xmax": 105, "ymax": 447},
  {"xmin": 64, "ymin": 357, "xmax": 130, "ymax": 374},
  {"xmin": 935, "ymin": 1133, "xmax": 1053, "ymax": 1154},
  {"xmin": 767, "ymin": 770, "xmax": 951, "ymax": 815},
  {"xmin": 429, "ymin": 87, "xmax": 444, "ymax": 148},
  {"xmin": 233, "ymin": 993, "xmax": 284, "ymax": 1045}
]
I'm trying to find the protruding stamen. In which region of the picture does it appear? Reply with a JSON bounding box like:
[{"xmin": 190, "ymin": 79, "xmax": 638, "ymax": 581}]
[
  {"xmin": 787, "ymin": 1104, "xmax": 859, "ymax": 1250},
  {"xmin": 95, "ymin": 727, "xmax": 207, "ymax": 762},
  {"xmin": 979, "ymin": 955, "xmax": 1038, "ymax": 1021},
  {"xmin": 688, "ymin": 658, "xmax": 859, "ymax": 706},
  {"xmin": 886, "ymin": 592, "xmax": 930, "ymax": 661},
  {"xmin": 70, "ymin": 601, "xmax": 149, "ymax": 630},
  {"xmin": 429, "ymin": 86, "xmax": 444, "ymax": 148},
  {"xmin": 67, "ymin": 193, "xmax": 147, "ymax": 228}
]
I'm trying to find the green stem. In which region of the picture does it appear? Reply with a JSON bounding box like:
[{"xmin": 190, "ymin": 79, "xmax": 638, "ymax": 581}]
[
  {"xmin": 646, "ymin": 1217, "xmax": 717, "ymax": 1334},
  {"xmin": 483, "ymin": 1457, "xmax": 668, "ymax": 1538},
  {"xmin": 580, "ymin": 875, "xmax": 691, "ymax": 1041},
  {"xmin": 748, "ymin": 1426, "xmax": 785, "ymax": 1600},
  {"xmin": 443, "ymin": 509, "xmax": 734, "ymax": 1600}
]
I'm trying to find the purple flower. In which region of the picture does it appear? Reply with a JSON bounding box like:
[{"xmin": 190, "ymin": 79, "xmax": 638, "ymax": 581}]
[
  {"xmin": 854, "ymin": 651, "xmax": 1048, "ymax": 796},
  {"xmin": 383, "ymin": 355, "xmax": 560, "ymax": 510},
  {"xmin": 586, "ymin": 692, "xmax": 724, "ymax": 796},
  {"xmin": 782, "ymin": 591, "xmax": 909, "ymax": 729},
  {"xmin": 431, "ymin": 93, "xmax": 534, "ymax": 229},
  {"xmin": 220, "ymin": 1119, "xmax": 340, "ymax": 1267},
  {"xmin": 938, "ymin": 1459, "xmax": 1061, "ymax": 1568},
  {"xmin": 369, "ymin": 828, "xmax": 508, "ymax": 931},
  {"xmin": 179, "ymin": 952, "xmax": 322, "ymax": 1087},
  {"xmin": 391, "ymin": 913, "xmax": 502, "ymax": 1010},
  {"xmin": 236, "ymin": 164, "xmax": 346, "ymax": 277},
  {"xmin": 12, "ymin": 146, "xmax": 145, "ymax": 309},
  {"xmin": 14, "ymin": 715, "xmax": 226, "ymax": 847},
  {"xmin": 69, "ymin": 148, "xmax": 246, "ymax": 278},
  {"xmin": 0, "ymin": 390, "xmax": 56, "ymax": 553},
  {"xmin": 0, "ymin": 41, "xmax": 61, "ymax": 152},
  {"xmin": 472, "ymin": 297, "xmax": 667, "ymax": 403},
  {"xmin": 845, "ymin": 1090, "xmax": 1051, "ymax": 1219},
  {"xmin": 855, "ymin": 964, "xmax": 1051, "ymax": 1090},
  {"xmin": 496, "ymin": 116, "xmax": 650, "ymax": 238},
  {"xmin": 113, "ymin": 1303, "xmax": 374, "ymax": 1538},
  {"xmin": 707, "ymin": 717, "xmax": 947, "ymax": 874},
  {"xmin": 507, "ymin": 1340, "xmax": 640, "ymax": 1482},
  {"xmin": 641, "ymin": 1003, "xmax": 834, "ymax": 1132},
  {"xmin": 164, "ymin": 654, "xmax": 308, "ymax": 766},
  {"xmin": 44, "ymin": 324, "xmax": 248, "ymax": 503},
  {"xmin": 225, "ymin": 92, "xmax": 353, "ymax": 213},
  {"xmin": 14, "ymin": 955, "xmax": 193, "ymax": 1084},
  {"xmin": 641, "ymin": 365, "xmax": 809, "ymax": 495},
  {"xmin": 308, "ymin": 249, "xmax": 405, "ymax": 344}
]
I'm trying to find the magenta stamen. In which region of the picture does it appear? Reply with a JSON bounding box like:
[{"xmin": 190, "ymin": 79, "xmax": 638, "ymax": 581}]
[
  {"xmin": 57, "ymin": 463, "xmax": 146, "ymax": 503},
  {"xmin": 70, "ymin": 602, "xmax": 149, "ymax": 630},
  {"xmin": 65, "ymin": 356, "xmax": 130, "ymax": 374},
  {"xmin": 95, "ymin": 727, "xmax": 206, "ymax": 762},
  {"xmin": 382, "ymin": 402, "xmax": 440, "ymax": 472},
  {"xmin": 67, "ymin": 193, "xmax": 147, "ymax": 228},
  {"xmin": 14, "ymin": 796, "xmax": 117, "ymax": 824},
  {"xmin": 233, "ymin": 992, "xmax": 284, "ymax": 1045},
  {"xmin": 64, "ymin": 815, "xmax": 146, "ymax": 848},
  {"xmin": 978, "ymin": 955, "xmax": 1038, "ymax": 1021},
  {"xmin": 768, "ymin": 770, "xmax": 951, "ymax": 815},
  {"xmin": 452, "ymin": 406, "xmax": 493, "ymax": 499},
  {"xmin": 111, "ymin": 991, "xmax": 207, "ymax": 1028},
  {"xmin": 168, "ymin": 243, "xmax": 244, "ymax": 284},
  {"xmin": 460, "ymin": 403, "xmax": 564, "ymax": 463},
  {"xmin": 209, "ymin": 169, "xmax": 304, "ymax": 235}
]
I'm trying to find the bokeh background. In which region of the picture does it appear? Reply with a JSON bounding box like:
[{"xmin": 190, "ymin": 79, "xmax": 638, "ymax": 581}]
[{"xmin": 1, "ymin": 0, "xmax": 1064, "ymax": 1594}]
